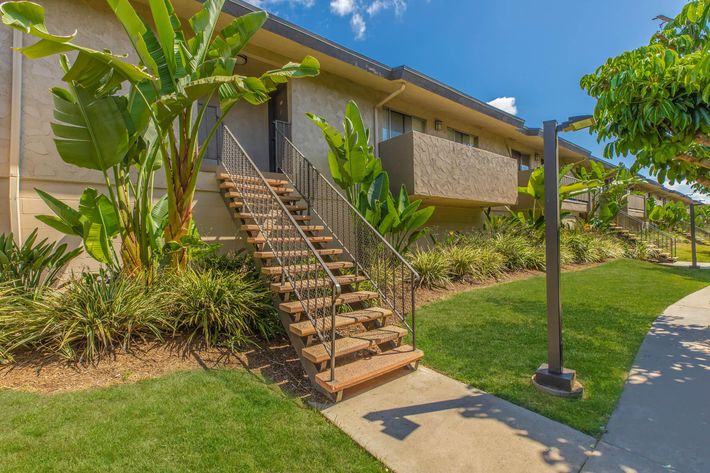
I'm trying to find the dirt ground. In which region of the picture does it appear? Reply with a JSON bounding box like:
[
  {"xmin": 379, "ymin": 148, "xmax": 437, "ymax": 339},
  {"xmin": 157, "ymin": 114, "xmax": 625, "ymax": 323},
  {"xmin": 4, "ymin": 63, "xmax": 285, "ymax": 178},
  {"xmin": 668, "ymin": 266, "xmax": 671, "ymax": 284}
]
[{"xmin": 0, "ymin": 337, "xmax": 327, "ymax": 402}]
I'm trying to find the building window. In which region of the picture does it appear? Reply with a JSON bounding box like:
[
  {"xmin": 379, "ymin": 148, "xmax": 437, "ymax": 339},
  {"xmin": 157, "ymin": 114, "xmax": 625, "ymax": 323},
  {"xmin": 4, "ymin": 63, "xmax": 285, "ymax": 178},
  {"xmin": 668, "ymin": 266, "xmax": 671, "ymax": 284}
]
[
  {"xmin": 512, "ymin": 149, "xmax": 531, "ymax": 171},
  {"xmin": 383, "ymin": 109, "xmax": 426, "ymax": 140},
  {"xmin": 447, "ymin": 128, "xmax": 479, "ymax": 147},
  {"xmin": 198, "ymin": 102, "xmax": 223, "ymax": 162}
]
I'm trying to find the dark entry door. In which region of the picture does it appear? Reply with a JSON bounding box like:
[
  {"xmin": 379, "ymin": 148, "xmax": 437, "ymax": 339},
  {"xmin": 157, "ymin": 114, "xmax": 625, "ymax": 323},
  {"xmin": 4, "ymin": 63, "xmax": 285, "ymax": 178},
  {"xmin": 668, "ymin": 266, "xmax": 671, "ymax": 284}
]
[{"xmin": 268, "ymin": 84, "xmax": 289, "ymax": 172}]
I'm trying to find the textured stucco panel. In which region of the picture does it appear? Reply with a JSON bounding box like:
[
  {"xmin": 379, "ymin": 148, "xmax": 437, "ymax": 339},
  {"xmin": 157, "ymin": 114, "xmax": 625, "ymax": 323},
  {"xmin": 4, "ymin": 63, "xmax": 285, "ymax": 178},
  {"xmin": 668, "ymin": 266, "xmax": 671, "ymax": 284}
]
[{"xmin": 380, "ymin": 132, "xmax": 518, "ymax": 205}]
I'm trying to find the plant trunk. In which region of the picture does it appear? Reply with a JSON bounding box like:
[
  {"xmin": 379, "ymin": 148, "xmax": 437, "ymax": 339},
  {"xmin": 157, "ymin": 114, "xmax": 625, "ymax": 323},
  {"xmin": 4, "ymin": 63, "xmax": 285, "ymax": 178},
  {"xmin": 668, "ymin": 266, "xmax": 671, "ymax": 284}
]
[
  {"xmin": 165, "ymin": 138, "xmax": 196, "ymax": 270},
  {"xmin": 121, "ymin": 231, "xmax": 143, "ymax": 275}
]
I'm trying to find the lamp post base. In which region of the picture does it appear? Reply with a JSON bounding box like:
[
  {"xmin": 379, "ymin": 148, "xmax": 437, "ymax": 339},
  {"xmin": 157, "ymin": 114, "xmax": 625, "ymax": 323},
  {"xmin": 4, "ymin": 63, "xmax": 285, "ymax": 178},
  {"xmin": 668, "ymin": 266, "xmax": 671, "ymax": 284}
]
[{"xmin": 532, "ymin": 364, "xmax": 583, "ymax": 398}]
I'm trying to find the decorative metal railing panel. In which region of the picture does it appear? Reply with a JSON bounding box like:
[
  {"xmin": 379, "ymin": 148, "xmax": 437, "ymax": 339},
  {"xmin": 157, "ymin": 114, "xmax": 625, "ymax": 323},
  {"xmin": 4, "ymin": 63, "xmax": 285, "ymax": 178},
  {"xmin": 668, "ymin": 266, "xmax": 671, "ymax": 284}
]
[
  {"xmin": 274, "ymin": 121, "xmax": 419, "ymax": 348},
  {"xmin": 616, "ymin": 209, "xmax": 676, "ymax": 257},
  {"xmin": 220, "ymin": 126, "xmax": 341, "ymax": 380}
]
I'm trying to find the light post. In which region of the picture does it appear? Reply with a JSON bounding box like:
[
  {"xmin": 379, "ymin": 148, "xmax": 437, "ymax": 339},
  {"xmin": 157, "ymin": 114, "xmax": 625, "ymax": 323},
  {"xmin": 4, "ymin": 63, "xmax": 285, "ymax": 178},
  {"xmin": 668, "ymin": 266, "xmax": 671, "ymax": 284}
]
[
  {"xmin": 531, "ymin": 115, "xmax": 594, "ymax": 398},
  {"xmin": 690, "ymin": 203, "xmax": 698, "ymax": 269}
]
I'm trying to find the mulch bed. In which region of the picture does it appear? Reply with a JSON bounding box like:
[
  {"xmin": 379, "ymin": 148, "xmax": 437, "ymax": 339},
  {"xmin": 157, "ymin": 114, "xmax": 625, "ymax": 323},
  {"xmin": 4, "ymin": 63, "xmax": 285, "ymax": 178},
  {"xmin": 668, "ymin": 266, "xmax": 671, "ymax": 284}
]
[{"xmin": 0, "ymin": 336, "xmax": 327, "ymax": 403}]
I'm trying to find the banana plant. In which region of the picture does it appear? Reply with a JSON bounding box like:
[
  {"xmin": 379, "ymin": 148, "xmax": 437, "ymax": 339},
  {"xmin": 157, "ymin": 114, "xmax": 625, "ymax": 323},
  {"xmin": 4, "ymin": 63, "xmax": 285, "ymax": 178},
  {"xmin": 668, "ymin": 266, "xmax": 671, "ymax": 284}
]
[
  {"xmin": 518, "ymin": 163, "xmax": 604, "ymax": 217},
  {"xmin": 308, "ymin": 101, "xmax": 434, "ymax": 253},
  {"xmin": 575, "ymin": 162, "xmax": 643, "ymax": 227},
  {"xmin": 0, "ymin": 0, "xmax": 320, "ymax": 269}
]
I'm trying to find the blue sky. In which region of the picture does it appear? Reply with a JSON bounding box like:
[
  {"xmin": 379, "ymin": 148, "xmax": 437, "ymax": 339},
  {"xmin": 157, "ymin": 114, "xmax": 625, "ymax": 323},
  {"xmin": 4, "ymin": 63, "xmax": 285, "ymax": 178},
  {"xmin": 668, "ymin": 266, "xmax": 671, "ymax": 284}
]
[{"xmin": 251, "ymin": 0, "xmax": 703, "ymax": 200}]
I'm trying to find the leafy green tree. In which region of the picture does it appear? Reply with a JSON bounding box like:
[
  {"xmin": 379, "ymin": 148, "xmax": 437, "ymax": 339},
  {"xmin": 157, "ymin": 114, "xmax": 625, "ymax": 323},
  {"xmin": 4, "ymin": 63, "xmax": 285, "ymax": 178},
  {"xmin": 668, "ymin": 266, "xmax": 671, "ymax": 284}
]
[
  {"xmin": 581, "ymin": 1, "xmax": 710, "ymax": 191},
  {"xmin": 307, "ymin": 101, "xmax": 434, "ymax": 252},
  {"xmin": 1, "ymin": 0, "xmax": 319, "ymax": 269},
  {"xmin": 648, "ymin": 201, "xmax": 690, "ymax": 231}
]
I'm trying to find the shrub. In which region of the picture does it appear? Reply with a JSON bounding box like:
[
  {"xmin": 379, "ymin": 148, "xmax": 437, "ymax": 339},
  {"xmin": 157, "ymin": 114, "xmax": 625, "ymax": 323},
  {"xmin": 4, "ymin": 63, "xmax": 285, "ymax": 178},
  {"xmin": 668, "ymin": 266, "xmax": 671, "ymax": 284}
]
[
  {"xmin": 561, "ymin": 230, "xmax": 626, "ymax": 264},
  {"xmin": 191, "ymin": 249, "xmax": 256, "ymax": 275},
  {"xmin": 442, "ymin": 244, "xmax": 505, "ymax": 282},
  {"xmin": 469, "ymin": 246, "xmax": 506, "ymax": 280},
  {"xmin": 492, "ymin": 234, "xmax": 545, "ymax": 271},
  {"xmin": 410, "ymin": 249, "xmax": 450, "ymax": 288},
  {"xmin": 1, "ymin": 271, "xmax": 173, "ymax": 361},
  {"xmin": 169, "ymin": 269, "xmax": 279, "ymax": 348},
  {"xmin": 0, "ymin": 230, "xmax": 81, "ymax": 291}
]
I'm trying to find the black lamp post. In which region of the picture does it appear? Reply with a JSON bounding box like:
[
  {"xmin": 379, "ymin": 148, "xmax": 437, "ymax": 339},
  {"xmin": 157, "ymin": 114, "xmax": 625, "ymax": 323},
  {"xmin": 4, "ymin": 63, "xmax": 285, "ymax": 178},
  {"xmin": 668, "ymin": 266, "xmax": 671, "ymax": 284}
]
[
  {"xmin": 690, "ymin": 203, "xmax": 698, "ymax": 269},
  {"xmin": 531, "ymin": 115, "xmax": 594, "ymax": 398}
]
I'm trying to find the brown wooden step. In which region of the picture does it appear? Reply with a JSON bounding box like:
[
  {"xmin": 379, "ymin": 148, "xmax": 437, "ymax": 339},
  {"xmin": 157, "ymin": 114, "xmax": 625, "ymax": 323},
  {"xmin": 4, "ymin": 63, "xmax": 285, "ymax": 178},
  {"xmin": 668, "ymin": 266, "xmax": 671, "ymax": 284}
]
[
  {"xmin": 236, "ymin": 205, "xmax": 307, "ymax": 216},
  {"xmin": 289, "ymin": 307, "xmax": 392, "ymax": 337},
  {"xmin": 247, "ymin": 234, "xmax": 330, "ymax": 245},
  {"xmin": 220, "ymin": 182, "xmax": 294, "ymax": 194},
  {"xmin": 241, "ymin": 224, "xmax": 324, "ymax": 232},
  {"xmin": 302, "ymin": 325, "xmax": 407, "ymax": 364},
  {"xmin": 279, "ymin": 290, "xmax": 378, "ymax": 314},
  {"xmin": 270, "ymin": 274, "xmax": 367, "ymax": 293},
  {"xmin": 255, "ymin": 248, "xmax": 343, "ymax": 259},
  {"xmin": 315, "ymin": 345, "xmax": 423, "ymax": 394},
  {"xmin": 238, "ymin": 213, "xmax": 311, "ymax": 222},
  {"xmin": 217, "ymin": 173, "xmax": 288, "ymax": 186},
  {"xmin": 225, "ymin": 191, "xmax": 301, "ymax": 203},
  {"xmin": 262, "ymin": 260, "xmax": 354, "ymax": 277}
]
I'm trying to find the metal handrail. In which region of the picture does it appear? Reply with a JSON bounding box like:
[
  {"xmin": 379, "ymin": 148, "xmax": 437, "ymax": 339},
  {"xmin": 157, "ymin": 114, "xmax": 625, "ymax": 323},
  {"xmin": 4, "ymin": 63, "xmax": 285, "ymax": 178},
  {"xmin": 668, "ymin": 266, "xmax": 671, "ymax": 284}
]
[
  {"xmin": 560, "ymin": 174, "xmax": 590, "ymax": 204},
  {"xmin": 221, "ymin": 126, "xmax": 342, "ymax": 381},
  {"xmin": 274, "ymin": 121, "xmax": 419, "ymax": 349},
  {"xmin": 615, "ymin": 209, "xmax": 677, "ymax": 258}
]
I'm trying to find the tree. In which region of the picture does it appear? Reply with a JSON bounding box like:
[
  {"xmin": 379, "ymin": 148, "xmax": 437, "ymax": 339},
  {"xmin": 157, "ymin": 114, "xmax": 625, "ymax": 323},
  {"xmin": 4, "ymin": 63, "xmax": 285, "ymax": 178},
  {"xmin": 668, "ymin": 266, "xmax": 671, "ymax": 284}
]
[
  {"xmin": 1, "ymin": 0, "xmax": 319, "ymax": 269},
  {"xmin": 581, "ymin": 1, "xmax": 709, "ymax": 191},
  {"xmin": 307, "ymin": 101, "xmax": 434, "ymax": 253}
]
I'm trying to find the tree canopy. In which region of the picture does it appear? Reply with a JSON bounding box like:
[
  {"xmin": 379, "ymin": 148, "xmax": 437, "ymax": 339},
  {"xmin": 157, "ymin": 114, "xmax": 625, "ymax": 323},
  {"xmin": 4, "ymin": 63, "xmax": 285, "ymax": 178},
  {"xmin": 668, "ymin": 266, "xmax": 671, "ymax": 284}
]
[{"xmin": 581, "ymin": 1, "xmax": 709, "ymax": 192}]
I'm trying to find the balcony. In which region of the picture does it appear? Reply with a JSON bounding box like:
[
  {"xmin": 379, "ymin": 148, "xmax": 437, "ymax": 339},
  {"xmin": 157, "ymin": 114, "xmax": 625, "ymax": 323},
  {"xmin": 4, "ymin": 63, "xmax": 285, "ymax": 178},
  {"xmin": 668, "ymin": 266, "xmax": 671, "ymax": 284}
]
[{"xmin": 378, "ymin": 131, "xmax": 518, "ymax": 207}]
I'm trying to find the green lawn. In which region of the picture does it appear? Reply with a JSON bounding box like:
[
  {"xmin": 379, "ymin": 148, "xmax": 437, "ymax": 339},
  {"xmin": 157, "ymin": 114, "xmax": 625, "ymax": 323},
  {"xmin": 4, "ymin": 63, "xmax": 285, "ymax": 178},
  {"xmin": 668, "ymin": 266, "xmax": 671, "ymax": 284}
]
[
  {"xmin": 415, "ymin": 259, "xmax": 710, "ymax": 436},
  {"xmin": 676, "ymin": 241, "xmax": 710, "ymax": 262},
  {"xmin": 0, "ymin": 370, "xmax": 384, "ymax": 473}
]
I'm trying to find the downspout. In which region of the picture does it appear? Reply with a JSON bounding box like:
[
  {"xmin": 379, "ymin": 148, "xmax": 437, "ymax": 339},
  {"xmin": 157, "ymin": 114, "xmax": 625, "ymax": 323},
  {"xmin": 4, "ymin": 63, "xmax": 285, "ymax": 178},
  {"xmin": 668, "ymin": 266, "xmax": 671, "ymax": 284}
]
[
  {"xmin": 374, "ymin": 82, "xmax": 406, "ymax": 156},
  {"xmin": 8, "ymin": 29, "xmax": 22, "ymax": 242}
]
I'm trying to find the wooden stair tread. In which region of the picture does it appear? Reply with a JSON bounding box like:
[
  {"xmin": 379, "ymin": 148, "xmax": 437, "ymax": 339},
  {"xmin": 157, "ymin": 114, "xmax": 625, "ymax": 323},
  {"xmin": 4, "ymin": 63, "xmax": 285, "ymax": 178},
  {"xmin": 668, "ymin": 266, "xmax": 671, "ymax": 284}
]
[
  {"xmin": 302, "ymin": 325, "xmax": 407, "ymax": 364},
  {"xmin": 220, "ymin": 182, "xmax": 294, "ymax": 194},
  {"xmin": 217, "ymin": 173, "xmax": 288, "ymax": 186},
  {"xmin": 271, "ymin": 274, "xmax": 367, "ymax": 293},
  {"xmin": 280, "ymin": 290, "xmax": 378, "ymax": 314},
  {"xmin": 289, "ymin": 307, "xmax": 392, "ymax": 336},
  {"xmin": 248, "ymin": 235, "xmax": 330, "ymax": 244},
  {"xmin": 224, "ymin": 191, "xmax": 301, "ymax": 202},
  {"xmin": 241, "ymin": 224, "xmax": 324, "ymax": 232},
  {"xmin": 238, "ymin": 213, "xmax": 311, "ymax": 222},
  {"xmin": 315, "ymin": 345, "xmax": 423, "ymax": 393},
  {"xmin": 256, "ymin": 248, "xmax": 343, "ymax": 259},
  {"xmin": 262, "ymin": 260, "xmax": 354, "ymax": 276}
]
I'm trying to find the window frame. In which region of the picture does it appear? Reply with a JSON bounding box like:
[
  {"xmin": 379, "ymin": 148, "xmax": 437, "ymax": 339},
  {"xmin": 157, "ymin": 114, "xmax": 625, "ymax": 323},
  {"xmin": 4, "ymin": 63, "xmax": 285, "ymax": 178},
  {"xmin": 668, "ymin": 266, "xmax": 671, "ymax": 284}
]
[
  {"xmin": 383, "ymin": 108, "xmax": 426, "ymax": 140},
  {"xmin": 446, "ymin": 127, "xmax": 479, "ymax": 148},
  {"xmin": 512, "ymin": 149, "xmax": 532, "ymax": 171}
]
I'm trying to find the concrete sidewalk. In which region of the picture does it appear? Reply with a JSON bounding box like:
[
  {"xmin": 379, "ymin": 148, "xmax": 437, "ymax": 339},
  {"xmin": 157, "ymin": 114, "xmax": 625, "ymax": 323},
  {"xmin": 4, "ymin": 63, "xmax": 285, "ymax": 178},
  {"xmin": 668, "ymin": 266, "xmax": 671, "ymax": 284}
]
[
  {"xmin": 582, "ymin": 285, "xmax": 710, "ymax": 473},
  {"xmin": 322, "ymin": 367, "xmax": 596, "ymax": 473},
  {"xmin": 321, "ymin": 285, "xmax": 710, "ymax": 473}
]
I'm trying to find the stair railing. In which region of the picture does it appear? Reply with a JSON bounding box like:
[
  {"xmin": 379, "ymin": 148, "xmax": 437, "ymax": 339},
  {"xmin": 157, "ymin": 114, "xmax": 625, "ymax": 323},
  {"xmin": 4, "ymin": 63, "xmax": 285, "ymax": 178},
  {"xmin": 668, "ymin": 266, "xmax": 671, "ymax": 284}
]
[
  {"xmin": 221, "ymin": 126, "xmax": 342, "ymax": 382},
  {"xmin": 615, "ymin": 209, "xmax": 677, "ymax": 258},
  {"xmin": 274, "ymin": 121, "xmax": 420, "ymax": 349}
]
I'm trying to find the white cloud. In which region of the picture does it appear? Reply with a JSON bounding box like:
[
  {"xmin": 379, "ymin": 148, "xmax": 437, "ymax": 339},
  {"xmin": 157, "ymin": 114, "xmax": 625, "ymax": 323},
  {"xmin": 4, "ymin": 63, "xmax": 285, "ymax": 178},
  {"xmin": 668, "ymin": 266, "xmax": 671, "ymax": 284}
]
[
  {"xmin": 366, "ymin": 0, "xmax": 406, "ymax": 16},
  {"xmin": 351, "ymin": 12, "xmax": 366, "ymax": 39},
  {"xmin": 487, "ymin": 96, "xmax": 518, "ymax": 115},
  {"xmin": 330, "ymin": 0, "xmax": 356, "ymax": 16}
]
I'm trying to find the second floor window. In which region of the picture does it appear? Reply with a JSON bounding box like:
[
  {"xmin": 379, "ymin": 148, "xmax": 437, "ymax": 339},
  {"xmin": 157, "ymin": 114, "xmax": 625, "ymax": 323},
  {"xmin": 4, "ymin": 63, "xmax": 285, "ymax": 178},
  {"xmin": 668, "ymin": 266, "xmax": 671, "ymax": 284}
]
[
  {"xmin": 383, "ymin": 109, "xmax": 425, "ymax": 140},
  {"xmin": 447, "ymin": 128, "xmax": 479, "ymax": 147},
  {"xmin": 512, "ymin": 149, "xmax": 531, "ymax": 171},
  {"xmin": 198, "ymin": 102, "xmax": 223, "ymax": 162}
]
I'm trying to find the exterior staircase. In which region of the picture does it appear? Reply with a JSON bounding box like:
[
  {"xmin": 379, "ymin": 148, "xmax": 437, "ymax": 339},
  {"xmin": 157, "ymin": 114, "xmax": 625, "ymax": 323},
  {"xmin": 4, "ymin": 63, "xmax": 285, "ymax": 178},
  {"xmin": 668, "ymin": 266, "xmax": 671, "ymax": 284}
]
[
  {"xmin": 610, "ymin": 210, "xmax": 677, "ymax": 262},
  {"xmin": 216, "ymin": 126, "xmax": 423, "ymax": 402}
]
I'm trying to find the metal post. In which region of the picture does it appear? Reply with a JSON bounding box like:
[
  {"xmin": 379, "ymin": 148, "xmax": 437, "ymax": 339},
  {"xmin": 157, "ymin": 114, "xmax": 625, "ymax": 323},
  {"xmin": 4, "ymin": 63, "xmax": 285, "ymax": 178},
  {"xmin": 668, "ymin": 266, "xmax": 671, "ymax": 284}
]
[
  {"xmin": 543, "ymin": 120, "xmax": 562, "ymax": 374},
  {"xmin": 690, "ymin": 203, "xmax": 698, "ymax": 268},
  {"xmin": 532, "ymin": 120, "xmax": 583, "ymax": 398}
]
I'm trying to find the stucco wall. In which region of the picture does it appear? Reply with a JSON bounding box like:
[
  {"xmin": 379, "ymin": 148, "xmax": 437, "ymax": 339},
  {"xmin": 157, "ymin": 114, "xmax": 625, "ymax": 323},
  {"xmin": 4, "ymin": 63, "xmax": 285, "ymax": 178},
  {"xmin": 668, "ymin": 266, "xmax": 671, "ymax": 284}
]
[
  {"xmin": 290, "ymin": 71, "xmax": 381, "ymax": 175},
  {"xmin": 379, "ymin": 131, "xmax": 518, "ymax": 205}
]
